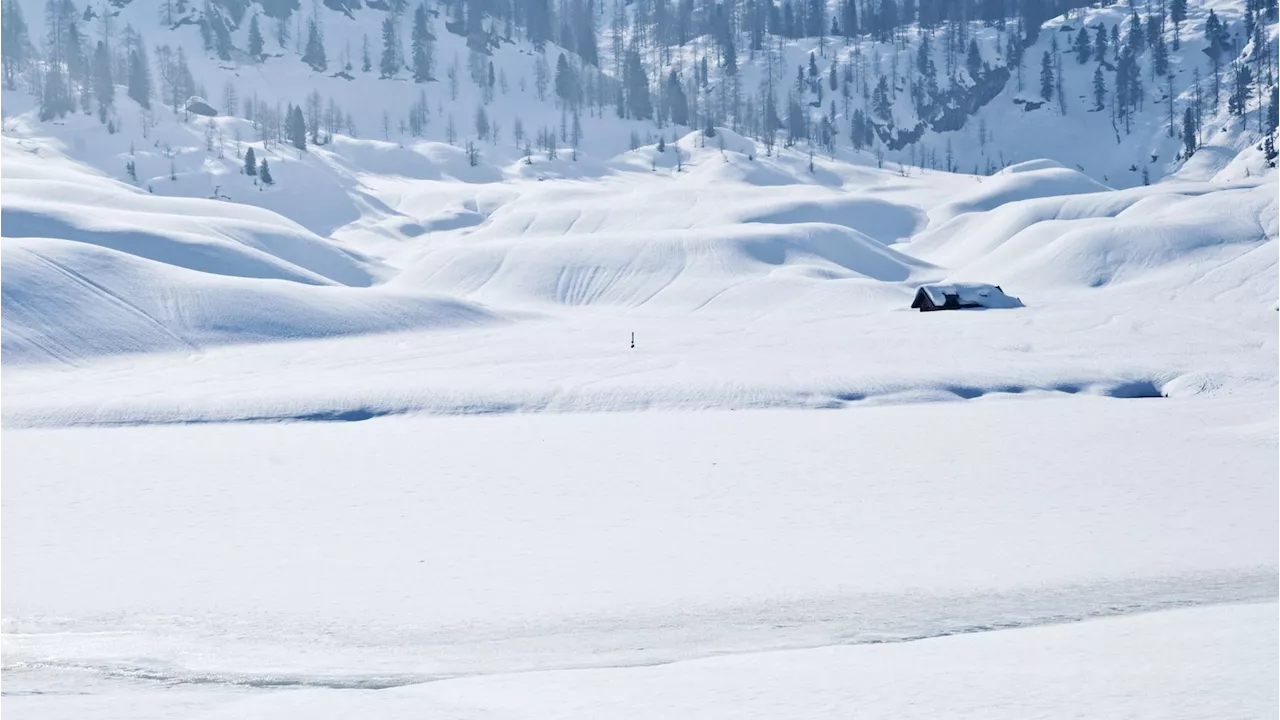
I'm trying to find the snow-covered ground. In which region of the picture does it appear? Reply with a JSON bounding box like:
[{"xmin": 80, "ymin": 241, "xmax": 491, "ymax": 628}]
[
  {"xmin": 3, "ymin": 0, "xmax": 1278, "ymax": 712},
  {"xmin": 4, "ymin": 400, "xmax": 1277, "ymax": 715}
]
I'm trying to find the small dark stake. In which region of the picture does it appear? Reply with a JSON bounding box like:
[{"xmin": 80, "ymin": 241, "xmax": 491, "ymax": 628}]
[{"xmin": 630, "ymin": 332, "xmax": 635, "ymax": 349}]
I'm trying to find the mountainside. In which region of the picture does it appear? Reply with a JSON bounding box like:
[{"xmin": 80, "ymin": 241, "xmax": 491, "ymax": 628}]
[{"xmin": 2, "ymin": 0, "xmax": 1277, "ymax": 191}]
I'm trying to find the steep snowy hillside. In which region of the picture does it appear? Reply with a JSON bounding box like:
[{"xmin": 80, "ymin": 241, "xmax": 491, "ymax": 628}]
[{"xmin": 1, "ymin": 0, "xmax": 1275, "ymax": 195}]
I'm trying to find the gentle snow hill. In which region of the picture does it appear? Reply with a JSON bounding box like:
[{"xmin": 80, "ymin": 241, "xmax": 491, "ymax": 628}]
[
  {"xmin": 909, "ymin": 174, "xmax": 1279, "ymax": 292},
  {"xmin": 0, "ymin": 136, "xmax": 501, "ymax": 365}
]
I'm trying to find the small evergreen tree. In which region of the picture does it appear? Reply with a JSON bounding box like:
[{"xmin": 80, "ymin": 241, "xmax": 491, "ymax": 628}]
[
  {"xmin": 871, "ymin": 75, "xmax": 891, "ymax": 122},
  {"xmin": 1039, "ymin": 51, "xmax": 1054, "ymax": 101},
  {"xmin": 1073, "ymin": 27, "xmax": 1091, "ymax": 64},
  {"xmin": 244, "ymin": 146, "xmax": 257, "ymax": 175},
  {"xmin": 1092, "ymin": 65, "xmax": 1106, "ymax": 111},
  {"xmin": 127, "ymin": 45, "xmax": 153, "ymax": 109},
  {"xmin": 1170, "ymin": 0, "xmax": 1186, "ymax": 49},
  {"xmin": 92, "ymin": 40, "xmax": 114, "ymax": 116},
  {"xmin": 248, "ymin": 14, "xmax": 264, "ymax": 61},
  {"xmin": 259, "ymin": 158, "xmax": 274, "ymax": 185},
  {"xmin": 410, "ymin": 3, "xmax": 433, "ymax": 82},
  {"xmin": 379, "ymin": 17, "xmax": 399, "ymax": 78},
  {"xmin": 1151, "ymin": 30, "xmax": 1169, "ymax": 77},
  {"xmin": 1094, "ymin": 24, "xmax": 1108, "ymax": 61},
  {"xmin": 361, "ymin": 34, "xmax": 371, "ymax": 72},
  {"xmin": 302, "ymin": 18, "xmax": 326, "ymax": 71},
  {"xmin": 474, "ymin": 104, "xmax": 489, "ymax": 139},
  {"xmin": 966, "ymin": 39, "xmax": 982, "ymax": 79},
  {"xmin": 1182, "ymin": 106, "xmax": 1196, "ymax": 157},
  {"xmin": 288, "ymin": 104, "xmax": 307, "ymax": 150},
  {"xmin": 1269, "ymin": 86, "xmax": 1279, "ymax": 136}
]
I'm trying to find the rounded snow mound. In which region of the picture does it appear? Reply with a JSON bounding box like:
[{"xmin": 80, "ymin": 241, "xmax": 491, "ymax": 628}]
[
  {"xmin": 912, "ymin": 180, "xmax": 1278, "ymax": 292},
  {"xmin": 1, "ymin": 237, "xmax": 498, "ymax": 365},
  {"xmin": 393, "ymin": 222, "xmax": 932, "ymax": 310},
  {"xmin": 2, "ymin": 138, "xmax": 380, "ymax": 287},
  {"xmin": 930, "ymin": 165, "xmax": 1111, "ymax": 225},
  {"xmin": 1000, "ymin": 159, "xmax": 1069, "ymax": 174}
]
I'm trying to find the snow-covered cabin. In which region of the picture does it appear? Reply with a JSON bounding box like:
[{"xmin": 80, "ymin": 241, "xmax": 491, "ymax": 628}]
[
  {"xmin": 911, "ymin": 283, "xmax": 1023, "ymax": 312},
  {"xmin": 184, "ymin": 97, "xmax": 218, "ymax": 117}
]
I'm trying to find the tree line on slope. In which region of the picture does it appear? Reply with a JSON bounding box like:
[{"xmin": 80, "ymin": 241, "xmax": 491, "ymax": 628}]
[{"xmin": 2, "ymin": 0, "xmax": 1277, "ymax": 174}]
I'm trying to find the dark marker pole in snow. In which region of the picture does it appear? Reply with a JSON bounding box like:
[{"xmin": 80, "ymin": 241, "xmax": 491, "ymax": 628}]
[{"xmin": 631, "ymin": 332, "xmax": 635, "ymax": 349}]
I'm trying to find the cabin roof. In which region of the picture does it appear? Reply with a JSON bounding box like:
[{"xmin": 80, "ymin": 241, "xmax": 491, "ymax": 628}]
[{"xmin": 915, "ymin": 283, "xmax": 1023, "ymax": 309}]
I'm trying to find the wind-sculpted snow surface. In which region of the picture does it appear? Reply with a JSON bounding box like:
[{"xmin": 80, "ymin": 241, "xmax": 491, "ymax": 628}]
[
  {"xmin": 0, "ymin": 139, "xmax": 500, "ymax": 364},
  {"xmin": 911, "ymin": 177, "xmax": 1279, "ymax": 290}
]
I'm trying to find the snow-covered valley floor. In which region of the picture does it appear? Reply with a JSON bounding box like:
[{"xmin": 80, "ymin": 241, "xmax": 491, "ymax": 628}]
[{"xmin": 4, "ymin": 396, "xmax": 1277, "ymax": 717}]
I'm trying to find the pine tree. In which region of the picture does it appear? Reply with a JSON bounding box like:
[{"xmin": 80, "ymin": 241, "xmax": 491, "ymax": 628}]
[
  {"xmin": 1127, "ymin": 11, "xmax": 1144, "ymax": 52},
  {"xmin": 1182, "ymin": 106, "xmax": 1196, "ymax": 157},
  {"xmin": 411, "ymin": 3, "xmax": 433, "ymax": 82},
  {"xmin": 667, "ymin": 69, "xmax": 688, "ymax": 125},
  {"xmin": 623, "ymin": 49, "xmax": 651, "ymax": 119},
  {"xmin": 1092, "ymin": 65, "xmax": 1106, "ymax": 111},
  {"xmin": 1073, "ymin": 27, "xmax": 1091, "ymax": 64},
  {"xmin": 1169, "ymin": 0, "xmax": 1186, "ymax": 49},
  {"xmin": 1094, "ymin": 23, "xmax": 1108, "ymax": 61},
  {"xmin": 555, "ymin": 53, "xmax": 580, "ymax": 107},
  {"xmin": 244, "ymin": 146, "xmax": 257, "ymax": 175},
  {"xmin": 127, "ymin": 46, "xmax": 151, "ymax": 109},
  {"xmin": 1270, "ymin": 86, "xmax": 1280, "ymax": 136},
  {"xmin": 1151, "ymin": 27, "xmax": 1168, "ymax": 76},
  {"xmin": 248, "ymin": 14, "xmax": 264, "ymax": 60},
  {"xmin": 380, "ymin": 17, "xmax": 399, "ymax": 77},
  {"xmin": 871, "ymin": 75, "xmax": 891, "ymax": 122},
  {"xmin": 1039, "ymin": 51, "xmax": 1054, "ymax": 101},
  {"xmin": 1228, "ymin": 61, "xmax": 1253, "ymax": 119},
  {"xmin": 361, "ymin": 34, "xmax": 371, "ymax": 72},
  {"xmin": 474, "ymin": 103, "xmax": 489, "ymax": 139},
  {"xmin": 259, "ymin": 158, "xmax": 274, "ymax": 185},
  {"xmin": 287, "ymin": 104, "xmax": 307, "ymax": 150},
  {"xmin": 40, "ymin": 66, "xmax": 70, "ymax": 120},
  {"xmin": 302, "ymin": 18, "xmax": 326, "ymax": 71},
  {"xmin": 966, "ymin": 39, "xmax": 982, "ymax": 79},
  {"xmin": 92, "ymin": 40, "xmax": 113, "ymax": 117}
]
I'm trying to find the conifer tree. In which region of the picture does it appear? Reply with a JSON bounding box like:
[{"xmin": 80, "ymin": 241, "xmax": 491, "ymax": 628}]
[
  {"xmin": 666, "ymin": 69, "xmax": 688, "ymax": 126},
  {"xmin": 1182, "ymin": 106, "xmax": 1196, "ymax": 157},
  {"xmin": 1270, "ymin": 86, "xmax": 1279, "ymax": 137},
  {"xmin": 966, "ymin": 39, "xmax": 983, "ymax": 78},
  {"xmin": 92, "ymin": 40, "xmax": 114, "ymax": 117},
  {"xmin": 623, "ymin": 49, "xmax": 651, "ymax": 119},
  {"xmin": 303, "ymin": 18, "xmax": 326, "ymax": 71},
  {"xmin": 287, "ymin": 104, "xmax": 307, "ymax": 150},
  {"xmin": 1092, "ymin": 65, "xmax": 1106, "ymax": 111},
  {"xmin": 259, "ymin": 158, "xmax": 274, "ymax": 184},
  {"xmin": 1039, "ymin": 51, "xmax": 1054, "ymax": 101},
  {"xmin": 1169, "ymin": 0, "xmax": 1186, "ymax": 49},
  {"xmin": 128, "ymin": 46, "xmax": 151, "ymax": 109},
  {"xmin": 380, "ymin": 17, "xmax": 399, "ymax": 78},
  {"xmin": 872, "ymin": 75, "xmax": 891, "ymax": 121},
  {"xmin": 411, "ymin": 3, "xmax": 433, "ymax": 82},
  {"xmin": 244, "ymin": 146, "xmax": 257, "ymax": 175},
  {"xmin": 1073, "ymin": 27, "xmax": 1091, "ymax": 64},
  {"xmin": 248, "ymin": 14, "xmax": 264, "ymax": 61}
]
